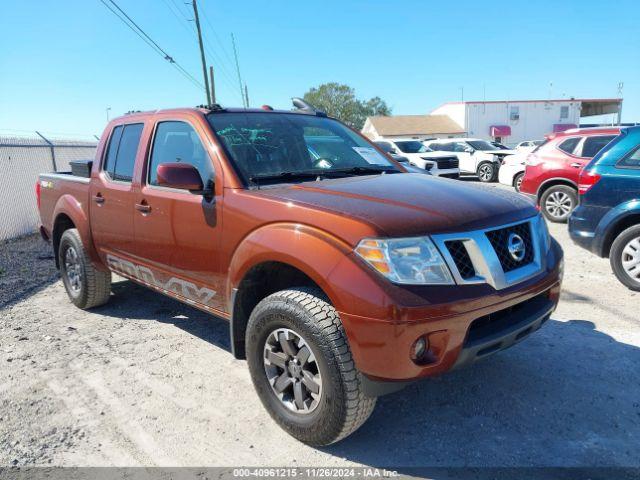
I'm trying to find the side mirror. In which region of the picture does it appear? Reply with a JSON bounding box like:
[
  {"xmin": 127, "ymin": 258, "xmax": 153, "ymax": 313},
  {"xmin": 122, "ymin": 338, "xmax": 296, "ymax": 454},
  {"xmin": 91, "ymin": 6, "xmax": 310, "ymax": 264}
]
[
  {"xmin": 464, "ymin": 147, "xmax": 474, "ymax": 154},
  {"xmin": 156, "ymin": 162, "xmax": 204, "ymax": 193}
]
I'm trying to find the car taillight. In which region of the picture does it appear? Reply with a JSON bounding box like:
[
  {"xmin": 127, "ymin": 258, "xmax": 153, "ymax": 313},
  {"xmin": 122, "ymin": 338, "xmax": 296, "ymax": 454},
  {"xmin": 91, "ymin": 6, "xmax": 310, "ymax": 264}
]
[
  {"xmin": 578, "ymin": 170, "xmax": 601, "ymax": 194},
  {"xmin": 36, "ymin": 181, "xmax": 41, "ymax": 209}
]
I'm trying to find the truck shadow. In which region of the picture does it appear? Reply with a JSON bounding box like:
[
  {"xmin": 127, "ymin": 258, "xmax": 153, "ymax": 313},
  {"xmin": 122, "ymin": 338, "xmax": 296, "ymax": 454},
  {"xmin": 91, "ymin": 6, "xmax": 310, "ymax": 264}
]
[
  {"xmin": 323, "ymin": 318, "xmax": 640, "ymax": 469},
  {"xmin": 97, "ymin": 278, "xmax": 232, "ymax": 352},
  {"xmin": 95, "ymin": 279, "xmax": 640, "ymax": 469}
]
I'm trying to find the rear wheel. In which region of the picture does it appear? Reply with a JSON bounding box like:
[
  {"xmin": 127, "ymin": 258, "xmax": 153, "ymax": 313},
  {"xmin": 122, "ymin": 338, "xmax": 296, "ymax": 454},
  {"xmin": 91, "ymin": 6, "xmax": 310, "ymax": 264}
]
[
  {"xmin": 540, "ymin": 185, "xmax": 577, "ymax": 223},
  {"xmin": 513, "ymin": 172, "xmax": 524, "ymax": 192},
  {"xmin": 59, "ymin": 229, "xmax": 111, "ymax": 309},
  {"xmin": 246, "ymin": 288, "xmax": 376, "ymax": 446},
  {"xmin": 477, "ymin": 162, "xmax": 497, "ymax": 183},
  {"xmin": 610, "ymin": 225, "xmax": 640, "ymax": 291}
]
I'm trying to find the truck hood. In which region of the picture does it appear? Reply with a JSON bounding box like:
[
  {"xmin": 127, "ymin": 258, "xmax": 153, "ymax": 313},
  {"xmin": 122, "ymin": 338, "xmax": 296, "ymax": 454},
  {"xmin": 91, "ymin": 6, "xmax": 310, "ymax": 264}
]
[{"xmin": 256, "ymin": 174, "xmax": 537, "ymax": 238}]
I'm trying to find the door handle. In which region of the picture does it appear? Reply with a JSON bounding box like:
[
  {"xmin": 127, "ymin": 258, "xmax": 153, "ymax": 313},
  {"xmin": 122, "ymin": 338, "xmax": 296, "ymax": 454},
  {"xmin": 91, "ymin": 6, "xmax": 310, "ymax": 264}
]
[
  {"xmin": 570, "ymin": 163, "xmax": 582, "ymax": 168},
  {"xmin": 135, "ymin": 201, "xmax": 151, "ymax": 214},
  {"xmin": 93, "ymin": 194, "xmax": 105, "ymax": 204}
]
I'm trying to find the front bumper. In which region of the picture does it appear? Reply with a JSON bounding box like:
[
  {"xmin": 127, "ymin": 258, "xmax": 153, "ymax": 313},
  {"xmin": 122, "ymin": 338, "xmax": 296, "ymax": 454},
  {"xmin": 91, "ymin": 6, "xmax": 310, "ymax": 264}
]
[
  {"xmin": 432, "ymin": 168, "xmax": 460, "ymax": 179},
  {"xmin": 339, "ymin": 240, "xmax": 563, "ymax": 383}
]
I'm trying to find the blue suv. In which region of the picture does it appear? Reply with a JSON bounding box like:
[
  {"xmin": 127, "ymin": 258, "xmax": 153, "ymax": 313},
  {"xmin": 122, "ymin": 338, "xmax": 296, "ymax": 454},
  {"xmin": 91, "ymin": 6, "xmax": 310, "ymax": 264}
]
[{"xmin": 569, "ymin": 126, "xmax": 640, "ymax": 290}]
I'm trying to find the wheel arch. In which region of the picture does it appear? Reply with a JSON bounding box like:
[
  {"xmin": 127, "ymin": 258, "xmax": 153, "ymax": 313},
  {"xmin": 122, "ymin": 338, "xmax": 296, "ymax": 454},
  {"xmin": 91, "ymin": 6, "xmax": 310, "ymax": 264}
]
[
  {"xmin": 537, "ymin": 178, "xmax": 578, "ymax": 202},
  {"xmin": 227, "ymin": 223, "xmax": 353, "ymax": 359},
  {"xmin": 598, "ymin": 209, "xmax": 640, "ymax": 258},
  {"xmin": 51, "ymin": 194, "xmax": 102, "ymax": 269}
]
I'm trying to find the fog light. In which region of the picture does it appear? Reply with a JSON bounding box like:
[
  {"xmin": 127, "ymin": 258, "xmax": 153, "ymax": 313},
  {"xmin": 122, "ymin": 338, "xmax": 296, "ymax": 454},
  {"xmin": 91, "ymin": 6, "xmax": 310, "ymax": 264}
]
[{"xmin": 412, "ymin": 337, "xmax": 427, "ymax": 360}]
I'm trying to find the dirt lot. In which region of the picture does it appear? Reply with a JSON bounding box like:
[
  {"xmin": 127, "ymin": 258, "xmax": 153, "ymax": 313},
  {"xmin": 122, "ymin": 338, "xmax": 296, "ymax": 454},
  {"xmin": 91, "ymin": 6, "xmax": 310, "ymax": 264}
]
[{"xmin": 1, "ymin": 184, "xmax": 639, "ymax": 469}]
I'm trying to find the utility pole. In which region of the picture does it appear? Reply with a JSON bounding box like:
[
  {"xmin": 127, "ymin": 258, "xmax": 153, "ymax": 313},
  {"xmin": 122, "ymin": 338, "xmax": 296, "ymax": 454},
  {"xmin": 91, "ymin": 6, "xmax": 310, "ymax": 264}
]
[
  {"xmin": 209, "ymin": 66, "xmax": 216, "ymax": 103},
  {"xmin": 244, "ymin": 84, "xmax": 249, "ymax": 108},
  {"xmin": 231, "ymin": 33, "xmax": 246, "ymax": 107},
  {"xmin": 617, "ymin": 82, "xmax": 624, "ymax": 126},
  {"xmin": 191, "ymin": 0, "xmax": 211, "ymax": 105}
]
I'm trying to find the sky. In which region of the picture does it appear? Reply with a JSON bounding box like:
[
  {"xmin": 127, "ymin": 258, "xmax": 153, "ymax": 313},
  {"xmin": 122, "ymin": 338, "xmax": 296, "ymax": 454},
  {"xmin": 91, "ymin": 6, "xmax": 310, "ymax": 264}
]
[{"xmin": 1, "ymin": 0, "xmax": 639, "ymax": 139}]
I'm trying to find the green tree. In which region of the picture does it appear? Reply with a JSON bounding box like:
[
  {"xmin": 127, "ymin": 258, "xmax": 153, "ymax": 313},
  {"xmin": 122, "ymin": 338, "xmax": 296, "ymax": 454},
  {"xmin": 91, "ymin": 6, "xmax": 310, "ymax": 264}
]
[{"xmin": 302, "ymin": 83, "xmax": 391, "ymax": 130}]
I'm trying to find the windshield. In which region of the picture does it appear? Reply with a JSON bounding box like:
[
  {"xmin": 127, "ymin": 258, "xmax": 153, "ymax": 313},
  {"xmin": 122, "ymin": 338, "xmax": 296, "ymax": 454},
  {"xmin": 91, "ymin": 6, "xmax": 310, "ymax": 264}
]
[
  {"xmin": 468, "ymin": 140, "xmax": 500, "ymax": 151},
  {"xmin": 395, "ymin": 141, "xmax": 429, "ymax": 153},
  {"xmin": 207, "ymin": 112, "xmax": 397, "ymax": 183}
]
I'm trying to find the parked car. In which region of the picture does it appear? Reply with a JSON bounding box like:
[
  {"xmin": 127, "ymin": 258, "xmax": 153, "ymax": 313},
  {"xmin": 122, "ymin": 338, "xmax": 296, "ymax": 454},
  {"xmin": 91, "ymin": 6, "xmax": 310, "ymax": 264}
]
[
  {"xmin": 569, "ymin": 126, "xmax": 640, "ymax": 290},
  {"xmin": 36, "ymin": 101, "xmax": 562, "ymax": 445},
  {"xmin": 375, "ymin": 138, "xmax": 459, "ymax": 178},
  {"xmin": 519, "ymin": 127, "xmax": 620, "ymax": 223},
  {"xmin": 424, "ymin": 138, "xmax": 516, "ymax": 182},
  {"xmin": 373, "ymin": 141, "xmax": 431, "ymax": 174},
  {"xmin": 516, "ymin": 140, "xmax": 544, "ymax": 151},
  {"xmin": 498, "ymin": 150, "xmax": 529, "ymax": 191}
]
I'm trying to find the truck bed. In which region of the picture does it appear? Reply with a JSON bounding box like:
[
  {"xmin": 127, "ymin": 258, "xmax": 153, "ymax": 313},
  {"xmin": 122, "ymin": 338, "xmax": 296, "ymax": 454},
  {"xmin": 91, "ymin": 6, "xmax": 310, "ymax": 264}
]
[{"xmin": 38, "ymin": 171, "xmax": 91, "ymax": 242}]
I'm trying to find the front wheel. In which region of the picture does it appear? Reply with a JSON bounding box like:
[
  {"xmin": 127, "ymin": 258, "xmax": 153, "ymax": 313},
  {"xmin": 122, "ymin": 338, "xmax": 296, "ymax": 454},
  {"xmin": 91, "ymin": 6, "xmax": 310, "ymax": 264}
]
[
  {"xmin": 246, "ymin": 288, "xmax": 376, "ymax": 446},
  {"xmin": 540, "ymin": 185, "xmax": 577, "ymax": 223},
  {"xmin": 477, "ymin": 162, "xmax": 497, "ymax": 182},
  {"xmin": 610, "ymin": 225, "xmax": 640, "ymax": 291}
]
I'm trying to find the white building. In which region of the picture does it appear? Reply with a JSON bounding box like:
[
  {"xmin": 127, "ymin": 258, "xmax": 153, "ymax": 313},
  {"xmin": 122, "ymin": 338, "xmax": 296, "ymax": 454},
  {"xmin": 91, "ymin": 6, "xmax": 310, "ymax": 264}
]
[{"xmin": 430, "ymin": 98, "xmax": 622, "ymax": 146}]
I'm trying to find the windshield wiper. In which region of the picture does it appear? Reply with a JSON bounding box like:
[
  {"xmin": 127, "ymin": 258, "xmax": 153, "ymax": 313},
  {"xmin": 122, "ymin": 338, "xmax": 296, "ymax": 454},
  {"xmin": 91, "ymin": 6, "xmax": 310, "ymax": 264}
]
[
  {"xmin": 323, "ymin": 166, "xmax": 399, "ymax": 176},
  {"xmin": 249, "ymin": 170, "xmax": 328, "ymax": 186}
]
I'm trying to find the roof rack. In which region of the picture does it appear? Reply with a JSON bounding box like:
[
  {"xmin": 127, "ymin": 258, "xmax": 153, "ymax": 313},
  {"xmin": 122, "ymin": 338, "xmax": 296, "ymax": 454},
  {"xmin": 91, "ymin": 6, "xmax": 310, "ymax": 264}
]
[
  {"xmin": 197, "ymin": 103, "xmax": 225, "ymax": 112},
  {"xmin": 291, "ymin": 97, "xmax": 327, "ymax": 117}
]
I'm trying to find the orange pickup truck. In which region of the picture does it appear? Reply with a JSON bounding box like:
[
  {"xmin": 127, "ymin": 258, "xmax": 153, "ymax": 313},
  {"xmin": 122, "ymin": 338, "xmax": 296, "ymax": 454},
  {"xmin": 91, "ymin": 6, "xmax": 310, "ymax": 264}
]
[{"xmin": 37, "ymin": 100, "xmax": 563, "ymax": 445}]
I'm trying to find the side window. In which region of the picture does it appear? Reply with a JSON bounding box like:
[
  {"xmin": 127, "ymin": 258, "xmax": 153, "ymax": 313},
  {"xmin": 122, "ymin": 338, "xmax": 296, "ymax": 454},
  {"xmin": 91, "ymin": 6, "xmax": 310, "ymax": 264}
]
[
  {"xmin": 148, "ymin": 121, "xmax": 212, "ymax": 186},
  {"xmin": 437, "ymin": 143, "xmax": 453, "ymax": 151},
  {"xmin": 113, "ymin": 124, "xmax": 144, "ymax": 181},
  {"xmin": 453, "ymin": 142, "xmax": 469, "ymax": 152},
  {"xmin": 580, "ymin": 135, "xmax": 616, "ymax": 158},
  {"xmin": 103, "ymin": 126, "xmax": 123, "ymax": 177},
  {"xmin": 510, "ymin": 106, "xmax": 520, "ymax": 121},
  {"xmin": 618, "ymin": 147, "xmax": 640, "ymax": 168},
  {"xmin": 558, "ymin": 137, "xmax": 580, "ymax": 155}
]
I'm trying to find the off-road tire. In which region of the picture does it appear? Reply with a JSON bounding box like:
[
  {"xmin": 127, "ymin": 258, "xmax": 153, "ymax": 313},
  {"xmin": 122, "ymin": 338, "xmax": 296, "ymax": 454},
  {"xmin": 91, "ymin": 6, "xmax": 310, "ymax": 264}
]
[
  {"xmin": 246, "ymin": 287, "xmax": 376, "ymax": 446},
  {"xmin": 59, "ymin": 228, "xmax": 111, "ymax": 309},
  {"xmin": 540, "ymin": 185, "xmax": 578, "ymax": 223},
  {"xmin": 477, "ymin": 162, "xmax": 497, "ymax": 183},
  {"xmin": 513, "ymin": 172, "xmax": 524, "ymax": 192},
  {"xmin": 610, "ymin": 225, "xmax": 640, "ymax": 291}
]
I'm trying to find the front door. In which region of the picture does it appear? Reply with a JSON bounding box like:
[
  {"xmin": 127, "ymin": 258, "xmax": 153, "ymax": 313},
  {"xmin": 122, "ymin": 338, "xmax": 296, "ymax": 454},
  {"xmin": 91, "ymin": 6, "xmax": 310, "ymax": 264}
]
[
  {"xmin": 90, "ymin": 122, "xmax": 144, "ymax": 262},
  {"xmin": 132, "ymin": 118, "xmax": 226, "ymax": 313}
]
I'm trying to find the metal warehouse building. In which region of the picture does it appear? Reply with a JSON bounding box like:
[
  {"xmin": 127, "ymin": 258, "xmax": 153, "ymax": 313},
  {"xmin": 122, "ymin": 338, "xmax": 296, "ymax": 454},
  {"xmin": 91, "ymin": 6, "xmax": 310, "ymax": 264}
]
[{"xmin": 430, "ymin": 98, "xmax": 623, "ymax": 146}]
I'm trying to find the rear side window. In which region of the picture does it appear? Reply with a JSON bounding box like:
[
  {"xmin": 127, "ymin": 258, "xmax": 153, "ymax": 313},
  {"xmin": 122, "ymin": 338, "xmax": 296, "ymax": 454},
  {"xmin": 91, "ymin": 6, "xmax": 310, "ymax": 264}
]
[
  {"xmin": 103, "ymin": 126, "xmax": 123, "ymax": 176},
  {"xmin": 148, "ymin": 121, "xmax": 212, "ymax": 186},
  {"xmin": 619, "ymin": 147, "xmax": 640, "ymax": 168},
  {"xmin": 581, "ymin": 135, "xmax": 616, "ymax": 158},
  {"xmin": 558, "ymin": 137, "xmax": 580, "ymax": 155},
  {"xmin": 102, "ymin": 123, "xmax": 144, "ymax": 182}
]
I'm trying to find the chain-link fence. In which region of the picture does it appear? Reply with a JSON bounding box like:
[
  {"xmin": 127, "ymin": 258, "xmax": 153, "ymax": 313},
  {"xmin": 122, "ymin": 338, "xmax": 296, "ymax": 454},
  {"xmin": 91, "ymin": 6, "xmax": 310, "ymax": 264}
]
[{"xmin": 0, "ymin": 134, "xmax": 97, "ymax": 241}]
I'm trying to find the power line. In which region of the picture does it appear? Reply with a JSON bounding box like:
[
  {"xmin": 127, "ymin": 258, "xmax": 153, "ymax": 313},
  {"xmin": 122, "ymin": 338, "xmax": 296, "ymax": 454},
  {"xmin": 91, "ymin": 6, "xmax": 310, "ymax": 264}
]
[
  {"xmin": 98, "ymin": 0, "xmax": 204, "ymax": 90},
  {"xmin": 158, "ymin": 0, "xmax": 244, "ymax": 103}
]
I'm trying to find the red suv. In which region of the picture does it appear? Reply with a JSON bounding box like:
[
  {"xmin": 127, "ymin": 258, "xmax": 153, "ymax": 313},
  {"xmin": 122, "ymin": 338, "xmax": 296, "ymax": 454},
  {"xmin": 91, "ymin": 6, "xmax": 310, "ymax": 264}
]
[{"xmin": 519, "ymin": 127, "xmax": 620, "ymax": 222}]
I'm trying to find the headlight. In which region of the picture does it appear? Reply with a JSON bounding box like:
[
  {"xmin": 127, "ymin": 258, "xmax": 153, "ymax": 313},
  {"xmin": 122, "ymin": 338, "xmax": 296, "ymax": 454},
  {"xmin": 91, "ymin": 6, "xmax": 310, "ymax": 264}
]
[{"xmin": 355, "ymin": 237, "xmax": 454, "ymax": 285}]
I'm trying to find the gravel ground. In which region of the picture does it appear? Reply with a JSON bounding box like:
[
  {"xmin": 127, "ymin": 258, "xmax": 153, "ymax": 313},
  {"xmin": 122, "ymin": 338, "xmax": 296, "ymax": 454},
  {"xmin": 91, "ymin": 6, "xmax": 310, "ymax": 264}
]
[{"xmin": 1, "ymin": 184, "xmax": 639, "ymax": 470}]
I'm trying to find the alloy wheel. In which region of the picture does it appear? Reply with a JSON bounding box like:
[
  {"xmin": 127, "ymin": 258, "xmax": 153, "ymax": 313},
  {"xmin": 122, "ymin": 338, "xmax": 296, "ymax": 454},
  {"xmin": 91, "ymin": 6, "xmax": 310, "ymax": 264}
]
[
  {"xmin": 263, "ymin": 328, "xmax": 322, "ymax": 414},
  {"xmin": 64, "ymin": 246, "xmax": 82, "ymax": 293},
  {"xmin": 545, "ymin": 191, "xmax": 573, "ymax": 219},
  {"xmin": 478, "ymin": 164, "xmax": 494, "ymax": 182},
  {"xmin": 515, "ymin": 175, "xmax": 523, "ymax": 192},
  {"xmin": 621, "ymin": 236, "xmax": 640, "ymax": 281}
]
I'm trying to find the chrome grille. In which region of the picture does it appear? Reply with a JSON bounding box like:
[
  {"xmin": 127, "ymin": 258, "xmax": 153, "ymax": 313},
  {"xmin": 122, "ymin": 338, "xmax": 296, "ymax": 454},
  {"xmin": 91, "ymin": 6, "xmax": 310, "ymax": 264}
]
[{"xmin": 485, "ymin": 222, "xmax": 534, "ymax": 272}]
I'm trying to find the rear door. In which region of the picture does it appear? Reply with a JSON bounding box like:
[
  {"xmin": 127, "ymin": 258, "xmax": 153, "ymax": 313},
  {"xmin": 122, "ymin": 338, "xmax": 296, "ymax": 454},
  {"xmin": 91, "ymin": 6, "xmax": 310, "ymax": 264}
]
[
  {"xmin": 132, "ymin": 117, "xmax": 226, "ymax": 313},
  {"xmin": 90, "ymin": 122, "xmax": 144, "ymax": 261},
  {"xmin": 566, "ymin": 135, "xmax": 617, "ymax": 183}
]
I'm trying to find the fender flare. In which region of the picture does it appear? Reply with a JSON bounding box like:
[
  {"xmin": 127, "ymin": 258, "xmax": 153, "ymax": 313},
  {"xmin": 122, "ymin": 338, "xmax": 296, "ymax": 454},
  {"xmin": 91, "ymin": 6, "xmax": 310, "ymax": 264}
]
[
  {"xmin": 594, "ymin": 199, "xmax": 640, "ymax": 256},
  {"xmin": 52, "ymin": 195, "xmax": 104, "ymax": 269},
  {"xmin": 227, "ymin": 222, "xmax": 352, "ymax": 310}
]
